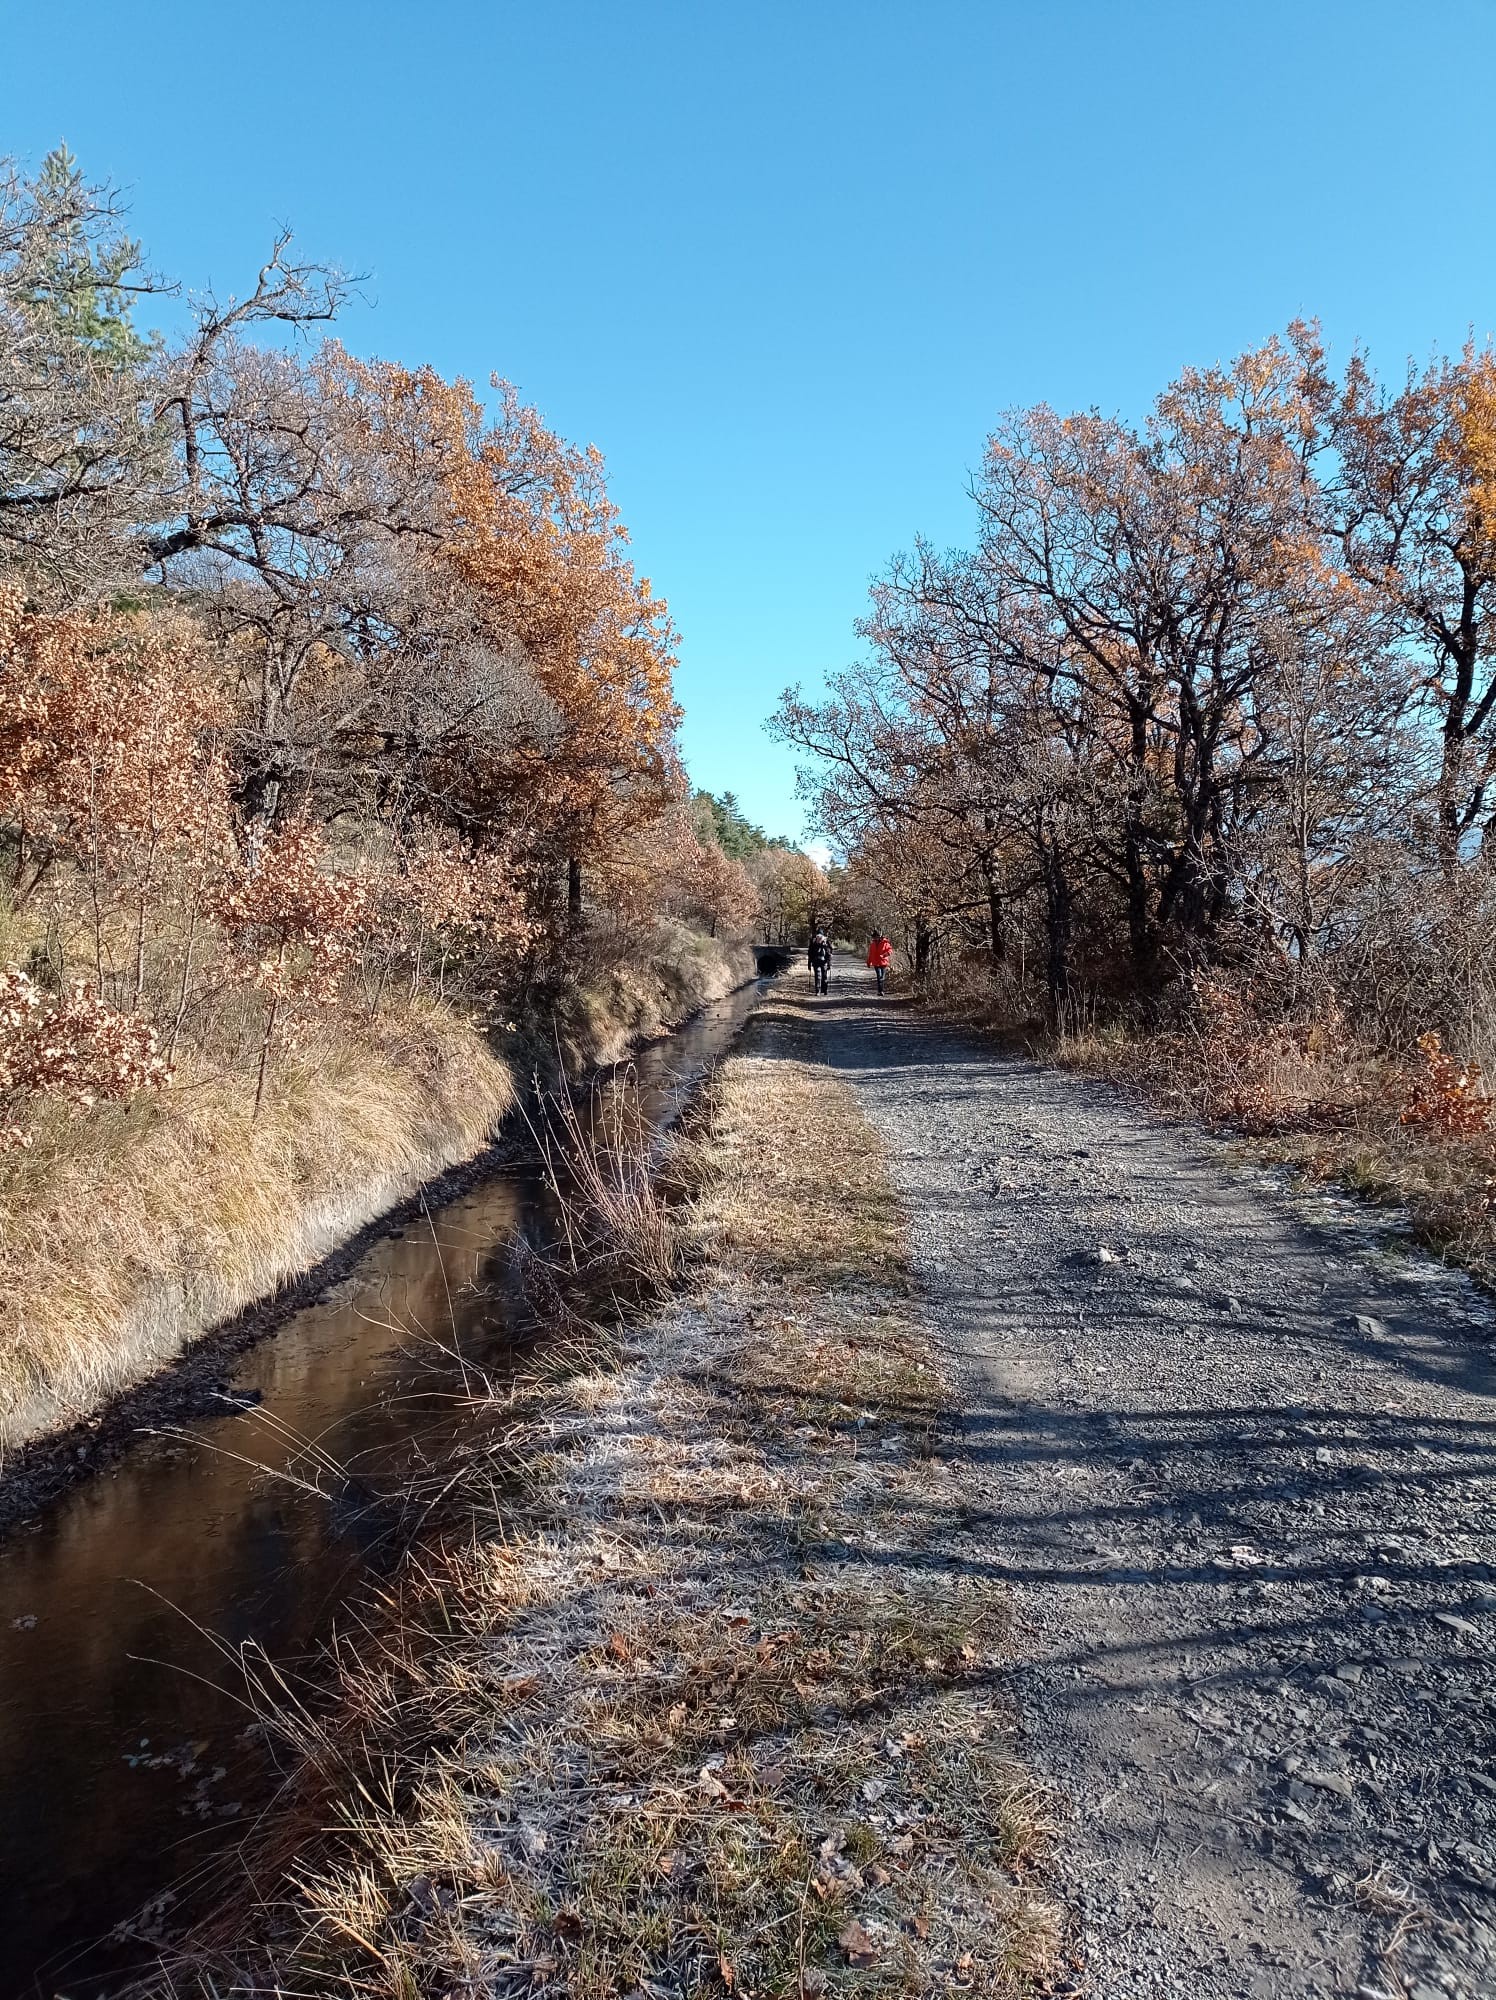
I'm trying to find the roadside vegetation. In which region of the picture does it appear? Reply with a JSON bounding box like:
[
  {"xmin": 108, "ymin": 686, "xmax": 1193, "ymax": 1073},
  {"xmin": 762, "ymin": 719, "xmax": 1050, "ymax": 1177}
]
[
  {"xmin": 150, "ymin": 990, "xmax": 1059, "ymax": 1999},
  {"xmin": 0, "ymin": 148, "xmax": 798, "ymax": 1442},
  {"xmin": 773, "ymin": 325, "xmax": 1496, "ymax": 1271}
]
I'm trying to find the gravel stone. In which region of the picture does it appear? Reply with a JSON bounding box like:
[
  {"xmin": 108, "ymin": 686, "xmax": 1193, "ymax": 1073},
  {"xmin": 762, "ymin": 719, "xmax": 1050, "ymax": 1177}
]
[{"xmin": 812, "ymin": 971, "xmax": 1496, "ymax": 1999}]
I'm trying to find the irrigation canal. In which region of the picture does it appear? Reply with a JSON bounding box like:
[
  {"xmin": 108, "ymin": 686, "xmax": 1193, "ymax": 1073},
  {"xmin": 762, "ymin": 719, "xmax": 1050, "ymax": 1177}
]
[{"xmin": 0, "ymin": 978, "xmax": 769, "ymax": 1996}]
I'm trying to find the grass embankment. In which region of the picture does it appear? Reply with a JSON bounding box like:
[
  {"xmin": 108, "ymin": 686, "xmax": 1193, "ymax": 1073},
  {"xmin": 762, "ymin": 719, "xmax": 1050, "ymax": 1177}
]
[
  {"xmin": 158, "ymin": 991, "xmax": 1058, "ymax": 1999},
  {"xmin": 0, "ymin": 924, "xmax": 753, "ymax": 1453},
  {"xmin": 547, "ymin": 922, "xmax": 757, "ymax": 1069}
]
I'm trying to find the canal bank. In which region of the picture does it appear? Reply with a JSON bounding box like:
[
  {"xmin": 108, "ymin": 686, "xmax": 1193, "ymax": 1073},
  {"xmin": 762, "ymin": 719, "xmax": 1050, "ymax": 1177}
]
[{"xmin": 0, "ymin": 965, "xmax": 760, "ymax": 1995}]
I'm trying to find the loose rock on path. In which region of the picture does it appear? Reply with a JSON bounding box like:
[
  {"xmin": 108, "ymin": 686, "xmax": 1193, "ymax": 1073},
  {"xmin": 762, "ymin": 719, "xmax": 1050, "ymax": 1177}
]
[{"xmin": 809, "ymin": 966, "xmax": 1496, "ymax": 2000}]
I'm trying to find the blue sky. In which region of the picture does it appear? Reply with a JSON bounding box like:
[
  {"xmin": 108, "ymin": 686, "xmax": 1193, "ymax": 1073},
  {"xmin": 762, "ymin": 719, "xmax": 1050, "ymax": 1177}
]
[{"xmin": 5, "ymin": 0, "xmax": 1496, "ymax": 842}]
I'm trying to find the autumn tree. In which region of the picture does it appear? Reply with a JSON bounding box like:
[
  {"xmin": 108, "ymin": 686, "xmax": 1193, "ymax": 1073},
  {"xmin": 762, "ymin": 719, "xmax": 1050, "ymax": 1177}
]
[
  {"xmin": 366, "ymin": 814, "xmax": 529, "ymax": 1006},
  {"xmin": 0, "ymin": 146, "xmax": 753, "ymax": 1140},
  {"xmin": 969, "ymin": 326, "xmax": 1339, "ymax": 969},
  {"xmin": 1332, "ymin": 345, "xmax": 1496, "ymax": 874},
  {"xmin": 0, "ymin": 965, "xmax": 168, "ymax": 1150},
  {"xmin": 0, "ymin": 587, "xmax": 233, "ymax": 1024},
  {"xmin": 0, "ymin": 148, "xmax": 163, "ymax": 597},
  {"xmin": 745, "ymin": 847, "xmax": 829, "ymax": 946},
  {"xmin": 437, "ymin": 379, "xmax": 681, "ymax": 897},
  {"xmin": 778, "ymin": 326, "xmax": 1455, "ymax": 1028},
  {"xmin": 211, "ymin": 816, "xmax": 368, "ymax": 1114}
]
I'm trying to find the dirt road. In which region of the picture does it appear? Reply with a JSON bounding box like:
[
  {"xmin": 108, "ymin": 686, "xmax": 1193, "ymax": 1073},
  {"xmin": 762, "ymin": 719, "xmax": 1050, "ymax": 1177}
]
[{"xmin": 808, "ymin": 967, "xmax": 1496, "ymax": 2000}]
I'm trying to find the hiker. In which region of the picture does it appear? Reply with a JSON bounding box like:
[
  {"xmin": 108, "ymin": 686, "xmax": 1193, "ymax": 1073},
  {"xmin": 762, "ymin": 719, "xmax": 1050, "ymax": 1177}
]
[
  {"xmin": 808, "ymin": 929, "xmax": 833, "ymax": 994},
  {"xmin": 865, "ymin": 930, "xmax": 893, "ymax": 995}
]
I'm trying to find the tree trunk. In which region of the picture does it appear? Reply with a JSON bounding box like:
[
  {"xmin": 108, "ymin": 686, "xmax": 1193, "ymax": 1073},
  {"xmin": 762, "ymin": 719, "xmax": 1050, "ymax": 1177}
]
[
  {"xmin": 567, "ymin": 857, "xmax": 583, "ymax": 920},
  {"xmin": 978, "ymin": 828, "xmax": 1006, "ymax": 965},
  {"xmin": 987, "ymin": 883, "xmax": 1006, "ymax": 964},
  {"xmin": 1043, "ymin": 851, "xmax": 1073, "ymax": 1031},
  {"xmin": 1124, "ymin": 715, "xmax": 1154, "ymax": 976}
]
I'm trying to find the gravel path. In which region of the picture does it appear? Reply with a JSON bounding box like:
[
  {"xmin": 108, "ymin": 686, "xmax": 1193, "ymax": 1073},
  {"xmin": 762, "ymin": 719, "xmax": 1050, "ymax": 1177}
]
[{"xmin": 808, "ymin": 967, "xmax": 1496, "ymax": 2000}]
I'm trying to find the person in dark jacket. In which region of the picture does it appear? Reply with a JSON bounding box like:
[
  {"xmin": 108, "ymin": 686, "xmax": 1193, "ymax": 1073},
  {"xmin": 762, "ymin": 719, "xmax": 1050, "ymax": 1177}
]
[{"xmin": 808, "ymin": 930, "xmax": 832, "ymax": 993}]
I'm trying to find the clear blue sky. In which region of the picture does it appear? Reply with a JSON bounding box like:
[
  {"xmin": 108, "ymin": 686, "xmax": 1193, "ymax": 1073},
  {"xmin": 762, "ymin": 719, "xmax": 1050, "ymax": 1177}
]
[{"xmin": 5, "ymin": 0, "xmax": 1496, "ymax": 842}]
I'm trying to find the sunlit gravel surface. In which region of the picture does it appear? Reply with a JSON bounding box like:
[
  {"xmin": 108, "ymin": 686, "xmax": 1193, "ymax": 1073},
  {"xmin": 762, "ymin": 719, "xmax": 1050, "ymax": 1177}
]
[{"xmin": 813, "ymin": 967, "xmax": 1496, "ymax": 2000}]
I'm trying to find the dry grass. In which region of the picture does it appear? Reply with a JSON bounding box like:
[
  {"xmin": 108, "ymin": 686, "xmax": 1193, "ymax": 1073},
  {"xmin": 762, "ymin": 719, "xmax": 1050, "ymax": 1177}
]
[
  {"xmin": 144, "ymin": 993, "xmax": 1060, "ymax": 1999},
  {"xmin": 0, "ymin": 997, "xmax": 516, "ymax": 1450},
  {"xmin": 550, "ymin": 923, "xmax": 758, "ymax": 1071},
  {"xmin": 692, "ymin": 1008, "xmax": 908, "ymax": 1296},
  {"xmin": 530, "ymin": 1066, "xmax": 684, "ymax": 1295}
]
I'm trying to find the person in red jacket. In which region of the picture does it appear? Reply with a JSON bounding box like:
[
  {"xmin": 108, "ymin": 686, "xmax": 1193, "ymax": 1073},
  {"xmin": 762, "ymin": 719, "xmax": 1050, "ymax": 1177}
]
[{"xmin": 866, "ymin": 931, "xmax": 893, "ymax": 995}]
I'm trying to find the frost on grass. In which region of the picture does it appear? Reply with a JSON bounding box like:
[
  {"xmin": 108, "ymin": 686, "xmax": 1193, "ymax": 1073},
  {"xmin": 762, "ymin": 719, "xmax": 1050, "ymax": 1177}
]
[{"xmin": 158, "ymin": 999, "xmax": 1059, "ymax": 1998}]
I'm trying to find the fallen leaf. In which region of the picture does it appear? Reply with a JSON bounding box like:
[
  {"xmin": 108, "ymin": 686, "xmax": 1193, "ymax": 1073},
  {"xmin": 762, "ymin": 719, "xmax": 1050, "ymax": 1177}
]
[
  {"xmin": 608, "ymin": 1632, "xmax": 632, "ymax": 1663},
  {"xmin": 667, "ymin": 1703, "xmax": 687, "ymax": 1731},
  {"xmin": 719, "ymin": 1954, "xmax": 736, "ymax": 1990},
  {"xmin": 838, "ymin": 1920, "xmax": 881, "ymax": 1968}
]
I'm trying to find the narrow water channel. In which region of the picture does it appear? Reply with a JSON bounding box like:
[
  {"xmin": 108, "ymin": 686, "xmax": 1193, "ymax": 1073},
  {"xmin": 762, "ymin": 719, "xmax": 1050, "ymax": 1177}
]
[{"xmin": 0, "ymin": 981, "xmax": 767, "ymax": 1997}]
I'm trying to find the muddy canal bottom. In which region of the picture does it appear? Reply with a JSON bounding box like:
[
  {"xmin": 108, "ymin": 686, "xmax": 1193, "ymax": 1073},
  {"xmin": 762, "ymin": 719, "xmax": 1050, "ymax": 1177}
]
[{"xmin": 0, "ymin": 984, "xmax": 766, "ymax": 1996}]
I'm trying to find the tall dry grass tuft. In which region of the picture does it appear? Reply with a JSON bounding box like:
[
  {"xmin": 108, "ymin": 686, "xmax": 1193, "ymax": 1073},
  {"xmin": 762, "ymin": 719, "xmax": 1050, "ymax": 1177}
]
[{"xmin": 529, "ymin": 1066, "xmax": 682, "ymax": 1294}]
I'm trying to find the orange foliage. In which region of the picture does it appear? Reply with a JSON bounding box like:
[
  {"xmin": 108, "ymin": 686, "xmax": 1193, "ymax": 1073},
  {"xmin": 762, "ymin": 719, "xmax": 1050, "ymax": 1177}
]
[
  {"xmin": 0, "ymin": 586, "xmax": 230, "ymax": 901},
  {"xmin": 0, "ymin": 966, "xmax": 168, "ymax": 1149},
  {"xmin": 0, "ymin": 332, "xmax": 724, "ymax": 1137},
  {"xmin": 596, "ymin": 802, "xmax": 760, "ymax": 939},
  {"xmin": 397, "ymin": 370, "xmax": 681, "ymax": 859},
  {"xmin": 370, "ymin": 817, "xmax": 532, "ymax": 1000},
  {"xmin": 1401, "ymin": 1032, "xmax": 1495, "ymax": 1137},
  {"xmin": 212, "ymin": 818, "xmax": 368, "ymax": 1010}
]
